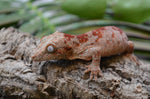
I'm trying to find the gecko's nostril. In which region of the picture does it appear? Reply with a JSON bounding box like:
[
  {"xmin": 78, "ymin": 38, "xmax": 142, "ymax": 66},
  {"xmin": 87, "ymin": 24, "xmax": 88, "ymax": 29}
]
[{"xmin": 31, "ymin": 55, "xmax": 36, "ymax": 60}]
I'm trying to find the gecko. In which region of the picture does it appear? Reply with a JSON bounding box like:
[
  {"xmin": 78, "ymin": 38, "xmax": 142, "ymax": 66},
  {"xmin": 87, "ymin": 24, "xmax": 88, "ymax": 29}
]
[{"xmin": 31, "ymin": 26, "xmax": 140, "ymax": 80}]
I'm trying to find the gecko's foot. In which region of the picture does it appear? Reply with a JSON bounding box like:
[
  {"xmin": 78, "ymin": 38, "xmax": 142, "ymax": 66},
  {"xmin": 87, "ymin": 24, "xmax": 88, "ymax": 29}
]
[
  {"xmin": 85, "ymin": 66, "xmax": 103, "ymax": 80},
  {"xmin": 124, "ymin": 54, "xmax": 140, "ymax": 66}
]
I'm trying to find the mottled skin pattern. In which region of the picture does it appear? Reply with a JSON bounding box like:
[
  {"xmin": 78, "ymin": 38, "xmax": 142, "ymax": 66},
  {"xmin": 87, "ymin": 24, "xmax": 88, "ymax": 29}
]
[{"xmin": 32, "ymin": 26, "xmax": 139, "ymax": 80}]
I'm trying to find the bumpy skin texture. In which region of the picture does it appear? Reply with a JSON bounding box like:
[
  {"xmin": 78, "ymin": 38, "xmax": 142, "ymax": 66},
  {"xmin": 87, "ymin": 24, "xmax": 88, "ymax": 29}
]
[{"xmin": 32, "ymin": 26, "xmax": 139, "ymax": 80}]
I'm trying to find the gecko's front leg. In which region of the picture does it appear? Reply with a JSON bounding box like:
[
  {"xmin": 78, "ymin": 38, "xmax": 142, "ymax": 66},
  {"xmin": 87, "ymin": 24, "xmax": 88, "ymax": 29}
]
[{"xmin": 84, "ymin": 47, "xmax": 103, "ymax": 80}]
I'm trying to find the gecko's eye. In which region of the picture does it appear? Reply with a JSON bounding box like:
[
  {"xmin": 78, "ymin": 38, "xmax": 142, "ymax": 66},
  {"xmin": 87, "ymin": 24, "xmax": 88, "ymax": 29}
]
[{"xmin": 46, "ymin": 45, "xmax": 55, "ymax": 53}]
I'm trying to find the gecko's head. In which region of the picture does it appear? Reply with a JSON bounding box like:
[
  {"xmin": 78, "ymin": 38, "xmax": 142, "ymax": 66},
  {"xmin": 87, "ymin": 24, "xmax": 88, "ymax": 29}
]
[{"xmin": 31, "ymin": 31, "xmax": 72, "ymax": 61}]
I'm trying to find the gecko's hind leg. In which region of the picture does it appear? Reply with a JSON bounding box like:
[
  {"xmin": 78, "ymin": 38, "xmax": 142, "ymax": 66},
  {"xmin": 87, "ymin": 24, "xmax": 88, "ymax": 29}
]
[
  {"xmin": 124, "ymin": 41, "xmax": 140, "ymax": 66},
  {"xmin": 125, "ymin": 53, "xmax": 140, "ymax": 66}
]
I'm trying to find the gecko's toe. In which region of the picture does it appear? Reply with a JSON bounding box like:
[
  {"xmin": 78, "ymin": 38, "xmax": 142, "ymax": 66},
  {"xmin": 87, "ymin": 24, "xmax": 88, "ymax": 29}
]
[
  {"xmin": 84, "ymin": 69, "xmax": 90, "ymax": 74},
  {"xmin": 90, "ymin": 71, "xmax": 96, "ymax": 80},
  {"xmin": 90, "ymin": 70, "xmax": 103, "ymax": 81},
  {"xmin": 131, "ymin": 56, "xmax": 141, "ymax": 66},
  {"xmin": 94, "ymin": 75, "xmax": 98, "ymax": 81},
  {"xmin": 90, "ymin": 73, "xmax": 94, "ymax": 80},
  {"xmin": 124, "ymin": 54, "xmax": 141, "ymax": 66},
  {"xmin": 84, "ymin": 65, "xmax": 103, "ymax": 80},
  {"xmin": 98, "ymin": 71, "xmax": 103, "ymax": 77},
  {"xmin": 84, "ymin": 65, "xmax": 90, "ymax": 73}
]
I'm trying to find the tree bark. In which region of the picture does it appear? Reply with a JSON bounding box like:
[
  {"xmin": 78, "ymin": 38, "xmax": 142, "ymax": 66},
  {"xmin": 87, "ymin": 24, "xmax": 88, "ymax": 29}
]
[{"xmin": 0, "ymin": 27, "xmax": 150, "ymax": 99}]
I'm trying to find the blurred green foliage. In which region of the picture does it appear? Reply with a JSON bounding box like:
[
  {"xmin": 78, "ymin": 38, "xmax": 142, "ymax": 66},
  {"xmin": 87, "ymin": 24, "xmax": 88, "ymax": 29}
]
[
  {"xmin": 62, "ymin": 0, "xmax": 106, "ymax": 18},
  {"xmin": 112, "ymin": 0, "xmax": 150, "ymax": 23},
  {"xmin": 62, "ymin": 0, "xmax": 150, "ymax": 23}
]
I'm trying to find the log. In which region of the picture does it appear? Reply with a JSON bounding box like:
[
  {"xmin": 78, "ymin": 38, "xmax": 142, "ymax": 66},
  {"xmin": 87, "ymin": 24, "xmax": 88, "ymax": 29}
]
[{"xmin": 0, "ymin": 27, "xmax": 150, "ymax": 99}]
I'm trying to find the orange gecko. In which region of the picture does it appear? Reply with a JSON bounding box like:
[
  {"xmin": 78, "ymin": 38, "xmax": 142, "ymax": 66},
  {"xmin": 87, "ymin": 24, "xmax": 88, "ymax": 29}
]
[{"xmin": 32, "ymin": 26, "xmax": 140, "ymax": 80}]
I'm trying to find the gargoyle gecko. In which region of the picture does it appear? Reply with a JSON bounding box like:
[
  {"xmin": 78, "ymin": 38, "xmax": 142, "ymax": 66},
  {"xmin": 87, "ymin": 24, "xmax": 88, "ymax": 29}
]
[{"xmin": 32, "ymin": 26, "xmax": 139, "ymax": 80}]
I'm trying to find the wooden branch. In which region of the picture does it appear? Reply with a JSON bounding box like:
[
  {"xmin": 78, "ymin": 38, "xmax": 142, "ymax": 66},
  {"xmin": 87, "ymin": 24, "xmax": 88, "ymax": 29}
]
[{"xmin": 0, "ymin": 27, "xmax": 150, "ymax": 99}]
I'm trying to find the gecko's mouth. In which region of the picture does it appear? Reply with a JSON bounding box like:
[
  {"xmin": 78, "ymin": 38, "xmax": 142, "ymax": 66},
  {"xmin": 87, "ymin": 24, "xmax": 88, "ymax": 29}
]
[
  {"xmin": 31, "ymin": 54, "xmax": 40, "ymax": 61},
  {"xmin": 31, "ymin": 56, "xmax": 37, "ymax": 61}
]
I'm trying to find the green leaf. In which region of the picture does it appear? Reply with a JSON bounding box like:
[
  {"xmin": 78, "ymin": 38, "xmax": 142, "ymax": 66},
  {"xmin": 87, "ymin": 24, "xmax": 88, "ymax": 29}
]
[
  {"xmin": 0, "ymin": 0, "xmax": 21, "ymax": 14},
  {"xmin": 61, "ymin": 0, "xmax": 106, "ymax": 18},
  {"xmin": 35, "ymin": 28, "xmax": 52, "ymax": 37},
  {"xmin": 112, "ymin": 0, "xmax": 150, "ymax": 23},
  {"xmin": 0, "ymin": 12, "xmax": 35, "ymax": 26},
  {"xmin": 50, "ymin": 14, "xmax": 80, "ymax": 26},
  {"xmin": 56, "ymin": 20, "xmax": 150, "ymax": 33},
  {"xmin": 19, "ymin": 17, "xmax": 43, "ymax": 34}
]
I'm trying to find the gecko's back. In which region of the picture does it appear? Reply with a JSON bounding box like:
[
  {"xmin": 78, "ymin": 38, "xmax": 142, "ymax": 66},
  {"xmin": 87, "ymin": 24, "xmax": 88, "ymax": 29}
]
[{"xmin": 76, "ymin": 26, "xmax": 129, "ymax": 57}]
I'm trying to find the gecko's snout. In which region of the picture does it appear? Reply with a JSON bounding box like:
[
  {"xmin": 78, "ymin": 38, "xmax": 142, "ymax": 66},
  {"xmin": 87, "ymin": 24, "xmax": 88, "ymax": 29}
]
[
  {"xmin": 31, "ymin": 54, "xmax": 38, "ymax": 61},
  {"xmin": 31, "ymin": 55, "xmax": 35, "ymax": 61},
  {"xmin": 31, "ymin": 52, "xmax": 44, "ymax": 61}
]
